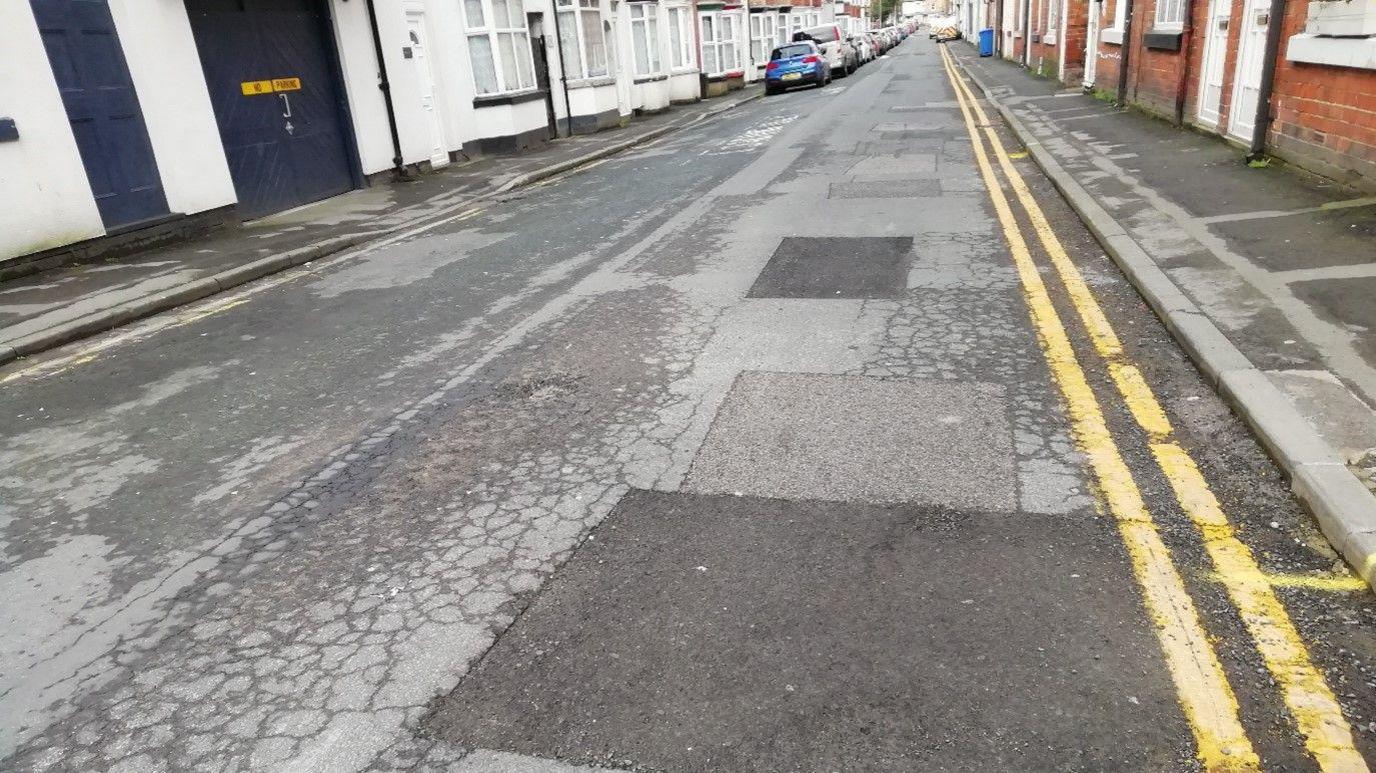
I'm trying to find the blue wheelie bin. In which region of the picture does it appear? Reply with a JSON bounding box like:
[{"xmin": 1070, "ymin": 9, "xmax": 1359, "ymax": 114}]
[{"xmin": 979, "ymin": 28, "xmax": 995, "ymax": 57}]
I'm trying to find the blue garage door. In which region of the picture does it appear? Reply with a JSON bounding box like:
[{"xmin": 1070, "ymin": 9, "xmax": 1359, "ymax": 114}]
[
  {"xmin": 185, "ymin": 0, "xmax": 358, "ymax": 218},
  {"xmin": 32, "ymin": 0, "xmax": 170, "ymax": 232}
]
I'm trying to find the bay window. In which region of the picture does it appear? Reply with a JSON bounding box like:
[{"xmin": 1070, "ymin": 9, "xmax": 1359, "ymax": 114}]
[
  {"xmin": 557, "ymin": 0, "xmax": 610, "ymax": 79},
  {"xmin": 630, "ymin": 3, "xmax": 662, "ymax": 76},
  {"xmin": 750, "ymin": 12, "xmax": 777, "ymax": 66},
  {"xmin": 667, "ymin": 4, "xmax": 695, "ymax": 70},
  {"xmin": 464, "ymin": 0, "xmax": 537, "ymax": 94},
  {"xmin": 700, "ymin": 11, "xmax": 741, "ymax": 76}
]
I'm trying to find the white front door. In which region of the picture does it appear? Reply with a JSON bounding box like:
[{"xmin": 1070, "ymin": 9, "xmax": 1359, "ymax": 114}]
[
  {"xmin": 1227, "ymin": 0, "xmax": 1269, "ymax": 141},
  {"xmin": 1196, "ymin": 0, "xmax": 1231, "ymax": 128},
  {"xmin": 1083, "ymin": 0, "xmax": 1100, "ymax": 86},
  {"xmin": 405, "ymin": 6, "xmax": 449, "ymax": 169}
]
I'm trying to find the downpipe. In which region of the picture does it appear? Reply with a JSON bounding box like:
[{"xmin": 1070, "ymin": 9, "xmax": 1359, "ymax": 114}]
[
  {"xmin": 1246, "ymin": 0, "xmax": 1288, "ymax": 163},
  {"xmin": 364, "ymin": 0, "xmax": 414, "ymax": 181},
  {"xmin": 1114, "ymin": 0, "xmax": 1136, "ymax": 106},
  {"xmin": 1172, "ymin": 0, "xmax": 1197, "ymax": 126}
]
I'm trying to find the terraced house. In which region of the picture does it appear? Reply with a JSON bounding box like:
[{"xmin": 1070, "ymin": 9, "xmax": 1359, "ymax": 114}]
[
  {"xmin": 3, "ymin": 0, "xmax": 833, "ymax": 271},
  {"xmin": 971, "ymin": 0, "xmax": 1376, "ymax": 188}
]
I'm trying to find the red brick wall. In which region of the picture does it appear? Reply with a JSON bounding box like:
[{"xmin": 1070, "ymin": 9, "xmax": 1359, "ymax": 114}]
[{"xmin": 1267, "ymin": 3, "xmax": 1376, "ymax": 187}]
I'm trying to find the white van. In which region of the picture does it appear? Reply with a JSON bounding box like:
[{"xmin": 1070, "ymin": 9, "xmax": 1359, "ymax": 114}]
[{"xmin": 793, "ymin": 24, "xmax": 855, "ymax": 77}]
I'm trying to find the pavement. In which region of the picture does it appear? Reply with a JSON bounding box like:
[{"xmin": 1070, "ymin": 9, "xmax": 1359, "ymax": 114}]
[
  {"xmin": 949, "ymin": 43, "xmax": 1376, "ymax": 591},
  {"xmin": 2, "ymin": 37, "xmax": 1375, "ymax": 773},
  {"xmin": 0, "ymin": 88, "xmax": 761, "ymax": 366}
]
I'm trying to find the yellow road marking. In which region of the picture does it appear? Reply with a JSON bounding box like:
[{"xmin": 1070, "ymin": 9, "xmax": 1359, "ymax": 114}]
[
  {"xmin": 1207, "ymin": 572, "xmax": 1370, "ymax": 592},
  {"xmin": 941, "ymin": 45, "xmax": 1367, "ymax": 772},
  {"xmin": 939, "ymin": 45, "xmax": 1260, "ymax": 772}
]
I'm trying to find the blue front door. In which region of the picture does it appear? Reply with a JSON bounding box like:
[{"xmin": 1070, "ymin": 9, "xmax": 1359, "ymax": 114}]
[
  {"xmin": 32, "ymin": 0, "xmax": 170, "ymax": 232},
  {"xmin": 185, "ymin": 0, "xmax": 359, "ymax": 219}
]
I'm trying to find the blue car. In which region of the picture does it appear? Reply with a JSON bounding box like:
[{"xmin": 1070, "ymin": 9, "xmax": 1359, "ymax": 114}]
[{"xmin": 764, "ymin": 42, "xmax": 831, "ymax": 95}]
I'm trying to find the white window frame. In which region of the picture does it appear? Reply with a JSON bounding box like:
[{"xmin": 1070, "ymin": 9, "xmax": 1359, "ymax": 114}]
[
  {"xmin": 630, "ymin": 2, "xmax": 663, "ymax": 76},
  {"xmin": 750, "ymin": 11, "xmax": 777, "ymax": 67},
  {"xmin": 1153, "ymin": 0, "xmax": 1185, "ymax": 29},
  {"xmin": 776, "ymin": 11, "xmax": 792, "ymax": 47},
  {"xmin": 557, "ymin": 0, "xmax": 610, "ymax": 79},
  {"xmin": 1045, "ymin": 0, "xmax": 1060, "ymax": 41},
  {"xmin": 666, "ymin": 4, "xmax": 696, "ymax": 71},
  {"xmin": 462, "ymin": 0, "xmax": 538, "ymax": 95},
  {"xmin": 699, "ymin": 10, "xmax": 743, "ymax": 75}
]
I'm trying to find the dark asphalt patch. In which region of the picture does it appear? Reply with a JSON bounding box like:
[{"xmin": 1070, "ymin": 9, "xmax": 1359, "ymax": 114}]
[
  {"xmin": 829, "ymin": 180, "xmax": 943, "ymax": 198},
  {"xmin": 427, "ymin": 490, "xmax": 1195, "ymax": 772},
  {"xmin": 1212, "ymin": 205, "xmax": 1376, "ymax": 271},
  {"xmin": 747, "ymin": 237, "xmax": 912, "ymax": 299}
]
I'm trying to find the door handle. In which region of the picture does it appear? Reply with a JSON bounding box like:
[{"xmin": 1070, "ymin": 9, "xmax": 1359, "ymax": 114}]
[{"xmin": 279, "ymin": 93, "xmax": 292, "ymax": 118}]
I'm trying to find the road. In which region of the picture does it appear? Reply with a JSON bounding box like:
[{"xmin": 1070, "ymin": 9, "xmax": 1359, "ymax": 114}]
[{"xmin": 2, "ymin": 36, "xmax": 1374, "ymax": 772}]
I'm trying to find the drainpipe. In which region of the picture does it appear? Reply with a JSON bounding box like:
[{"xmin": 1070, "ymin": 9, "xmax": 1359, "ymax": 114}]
[
  {"xmin": 364, "ymin": 0, "xmax": 410, "ymax": 180},
  {"xmin": 1114, "ymin": 0, "xmax": 1135, "ymax": 105},
  {"xmin": 1246, "ymin": 0, "xmax": 1288, "ymax": 162},
  {"xmin": 1022, "ymin": 0, "xmax": 1032, "ymax": 66},
  {"xmin": 550, "ymin": 0, "xmax": 575, "ymax": 136},
  {"xmin": 1172, "ymin": 0, "xmax": 1197, "ymax": 126}
]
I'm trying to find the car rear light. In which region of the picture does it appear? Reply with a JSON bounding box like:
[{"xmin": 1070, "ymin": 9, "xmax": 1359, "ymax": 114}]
[
  {"xmin": 803, "ymin": 55, "xmax": 821, "ymax": 64},
  {"xmin": 766, "ymin": 60, "xmax": 780, "ymax": 70}
]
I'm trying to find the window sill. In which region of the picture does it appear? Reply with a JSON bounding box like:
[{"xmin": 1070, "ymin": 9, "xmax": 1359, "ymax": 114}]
[
  {"xmin": 1144, "ymin": 29, "xmax": 1184, "ymax": 50},
  {"xmin": 1286, "ymin": 33, "xmax": 1376, "ymax": 70},
  {"xmin": 472, "ymin": 89, "xmax": 546, "ymax": 107},
  {"xmin": 634, "ymin": 73, "xmax": 670, "ymax": 83},
  {"xmin": 567, "ymin": 75, "xmax": 617, "ymax": 89},
  {"xmin": 1101, "ymin": 27, "xmax": 1124, "ymax": 45},
  {"xmin": 1044, "ymin": 31, "xmax": 1058, "ymax": 45}
]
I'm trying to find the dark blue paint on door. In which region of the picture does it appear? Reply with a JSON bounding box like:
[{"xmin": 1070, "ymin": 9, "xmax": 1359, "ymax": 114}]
[
  {"xmin": 32, "ymin": 0, "xmax": 170, "ymax": 232},
  {"xmin": 186, "ymin": 0, "xmax": 358, "ymax": 219}
]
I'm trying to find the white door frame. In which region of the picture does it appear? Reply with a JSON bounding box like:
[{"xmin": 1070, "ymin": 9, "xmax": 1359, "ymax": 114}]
[
  {"xmin": 1227, "ymin": 0, "xmax": 1269, "ymax": 141},
  {"xmin": 403, "ymin": 3, "xmax": 449, "ymax": 169},
  {"xmin": 1196, "ymin": 0, "xmax": 1230, "ymax": 128},
  {"xmin": 1083, "ymin": 0, "xmax": 1099, "ymax": 86}
]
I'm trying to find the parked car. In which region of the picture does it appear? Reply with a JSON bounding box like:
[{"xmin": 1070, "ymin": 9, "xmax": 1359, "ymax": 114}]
[
  {"xmin": 764, "ymin": 41, "xmax": 831, "ymax": 94},
  {"xmin": 850, "ymin": 34, "xmax": 873, "ymax": 64},
  {"xmin": 793, "ymin": 24, "xmax": 855, "ymax": 77}
]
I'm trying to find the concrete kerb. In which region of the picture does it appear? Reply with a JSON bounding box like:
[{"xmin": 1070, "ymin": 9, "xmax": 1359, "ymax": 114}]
[
  {"xmin": 0, "ymin": 88, "xmax": 764, "ymax": 369},
  {"xmin": 951, "ymin": 54, "xmax": 1376, "ymax": 589}
]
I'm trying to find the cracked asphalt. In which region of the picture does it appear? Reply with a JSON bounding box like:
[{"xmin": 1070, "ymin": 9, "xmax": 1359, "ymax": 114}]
[{"xmin": 2, "ymin": 36, "xmax": 1374, "ymax": 772}]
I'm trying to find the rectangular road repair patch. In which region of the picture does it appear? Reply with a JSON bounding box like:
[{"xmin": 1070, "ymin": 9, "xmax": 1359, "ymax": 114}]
[
  {"xmin": 747, "ymin": 237, "xmax": 911, "ymax": 299},
  {"xmin": 426, "ymin": 490, "xmax": 1192, "ymax": 771}
]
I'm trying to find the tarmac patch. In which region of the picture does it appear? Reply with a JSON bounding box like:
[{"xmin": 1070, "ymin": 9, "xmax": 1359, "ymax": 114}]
[
  {"xmin": 683, "ymin": 371, "xmax": 1017, "ymax": 509},
  {"xmin": 747, "ymin": 237, "xmax": 911, "ymax": 299}
]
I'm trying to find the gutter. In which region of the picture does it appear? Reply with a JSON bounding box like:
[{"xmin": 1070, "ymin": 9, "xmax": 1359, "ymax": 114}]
[
  {"xmin": 364, "ymin": 0, "xmax": 411, "ymax": 180},
  {"xmin": 1246, "ymin": 0, "xmax": 1289, "ymax": 162}
]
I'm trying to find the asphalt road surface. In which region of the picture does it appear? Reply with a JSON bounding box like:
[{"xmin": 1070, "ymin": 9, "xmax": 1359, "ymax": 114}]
[{"xmin": 3, "ymin": 36, "xmax": 1375, "ymax": 773}]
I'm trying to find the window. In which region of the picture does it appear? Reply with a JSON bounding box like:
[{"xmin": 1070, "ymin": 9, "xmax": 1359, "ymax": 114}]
[
  {"xmin": 630, "ymin": 3, "xmax": 662, "ymax": 75},
  {"xmin": 1046, "ymin": 0, "xmax": 1060, "ymax": 38},
  {"xmin": 557, "ymin": 0, "xmax": 609, "ymax": 79},
  {"xmin": 667, "ymin": 5, "xmax": 695, "ymax": 69},
  {"xmin": 750, "ymin": 12, "xmax": 777, "ymax": 66},
  {"xmin": 777, "ymin": 13, "xmax": 792, "ymax": 47},
  {"xmin": 1154, "ymin": 0, "xmax": 1184, "ymax": 29},
  {"xmin": 700, "ymin": 11, "xmax": 741, "ymax": 75},
  {"xmin": 464, "ymin": 0, "xmax": 536, "ymax": 94}
]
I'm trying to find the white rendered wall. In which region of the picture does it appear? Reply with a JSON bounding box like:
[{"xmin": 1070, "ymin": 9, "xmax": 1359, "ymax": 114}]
[
  {"xmin": 109, "ymin": 0, "xmax": 236, "ymax": 217},
  {"xmin": 1, "ymin": 6, "xmax": 106, "ymax": 260}
]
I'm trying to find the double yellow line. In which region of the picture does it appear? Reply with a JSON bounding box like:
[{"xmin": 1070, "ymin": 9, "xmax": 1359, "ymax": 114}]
[{"xmin": 936, "ymin": 45, "xmax": 1366, "ymax": 772}]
